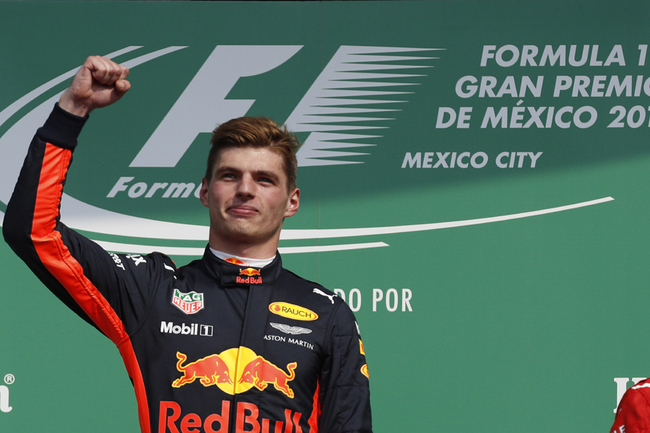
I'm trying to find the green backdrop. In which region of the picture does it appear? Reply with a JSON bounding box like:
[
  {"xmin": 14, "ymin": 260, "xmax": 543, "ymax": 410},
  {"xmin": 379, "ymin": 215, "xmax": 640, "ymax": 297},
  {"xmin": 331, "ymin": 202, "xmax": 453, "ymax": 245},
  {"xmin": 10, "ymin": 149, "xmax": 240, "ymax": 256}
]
[{"xmin": 1, "ymin": 1, "xmax": 649, "ymax": 431}]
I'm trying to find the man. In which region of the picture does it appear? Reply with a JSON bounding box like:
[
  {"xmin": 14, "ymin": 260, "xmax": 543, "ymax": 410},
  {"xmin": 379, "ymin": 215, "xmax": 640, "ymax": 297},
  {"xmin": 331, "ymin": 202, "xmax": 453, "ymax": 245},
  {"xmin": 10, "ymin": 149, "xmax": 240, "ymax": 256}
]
[
  {"xmin": 3, "ymin": 56, "xmax": 372, "ymax": 433},
  {"xmin": 611, "ymin": 378, "xmax": 650, "ymax": 433}
]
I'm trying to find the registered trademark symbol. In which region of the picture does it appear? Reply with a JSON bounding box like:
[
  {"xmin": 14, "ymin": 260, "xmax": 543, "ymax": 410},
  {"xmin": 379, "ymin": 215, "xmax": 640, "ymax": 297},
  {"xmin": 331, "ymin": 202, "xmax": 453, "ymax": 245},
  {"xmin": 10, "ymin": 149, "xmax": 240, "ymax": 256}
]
[{"xmin": 4, "ymin": 374, "xmax": 14, "ymax": 385}]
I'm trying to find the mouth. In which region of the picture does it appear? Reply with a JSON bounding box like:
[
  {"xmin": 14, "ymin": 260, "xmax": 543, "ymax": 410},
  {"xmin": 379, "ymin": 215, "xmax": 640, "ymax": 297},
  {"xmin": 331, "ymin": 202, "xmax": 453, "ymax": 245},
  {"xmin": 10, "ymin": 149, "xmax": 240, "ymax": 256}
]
[{"xmin": 227, "ymin": 205, "xmax": 259, "ymax": 217}]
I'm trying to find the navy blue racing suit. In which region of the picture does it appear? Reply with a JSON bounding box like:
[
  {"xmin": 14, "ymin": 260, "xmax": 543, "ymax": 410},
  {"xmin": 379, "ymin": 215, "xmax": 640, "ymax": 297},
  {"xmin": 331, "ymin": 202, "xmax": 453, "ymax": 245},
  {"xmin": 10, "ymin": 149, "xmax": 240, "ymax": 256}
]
[{"xmin": 2, "ymin": 104, "xmax": 372, "ymax": 433}]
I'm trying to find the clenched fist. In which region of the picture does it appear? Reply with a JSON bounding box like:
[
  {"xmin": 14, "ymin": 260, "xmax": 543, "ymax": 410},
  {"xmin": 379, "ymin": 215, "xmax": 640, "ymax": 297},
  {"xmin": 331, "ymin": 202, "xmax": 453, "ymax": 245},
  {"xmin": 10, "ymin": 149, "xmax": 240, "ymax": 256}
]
[{"xmin": 59, "ymin": 56, "xmax": 131, "ymax": 117}]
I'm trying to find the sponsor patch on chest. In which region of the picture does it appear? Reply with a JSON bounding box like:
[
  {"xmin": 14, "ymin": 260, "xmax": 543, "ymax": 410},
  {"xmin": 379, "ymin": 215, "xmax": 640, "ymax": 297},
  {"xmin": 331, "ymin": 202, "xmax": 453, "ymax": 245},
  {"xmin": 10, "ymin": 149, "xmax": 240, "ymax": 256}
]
[
  {"xmin": 269, "ymin": 302, "xmax": 318, "ymax": 321},
  {"xmin": 172, "ymin": 288, "xmax": 204, "ymax": 314}
]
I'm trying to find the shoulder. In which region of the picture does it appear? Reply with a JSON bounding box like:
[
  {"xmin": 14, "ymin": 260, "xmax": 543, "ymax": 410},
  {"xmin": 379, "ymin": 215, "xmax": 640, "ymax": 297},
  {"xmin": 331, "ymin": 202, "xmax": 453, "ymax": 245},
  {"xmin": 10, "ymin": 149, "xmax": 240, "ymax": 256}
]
[
  {"xmin": 624, "ymin": 379, "xmax": 650, "ymax": 404},
  {"xmin": 110, "ymin": 250, "xmax": 177, "ymax": 279},
  {"xmin": 613, "ymin": 379, "xmax": 650, "ymax": 432},
  {"xmin": 278, "ymin": 268, "xmax": 357, "ymax": 326},
  {"xmin": 281, "ymin": 269, "xmax": 341, "ymax": 303}
]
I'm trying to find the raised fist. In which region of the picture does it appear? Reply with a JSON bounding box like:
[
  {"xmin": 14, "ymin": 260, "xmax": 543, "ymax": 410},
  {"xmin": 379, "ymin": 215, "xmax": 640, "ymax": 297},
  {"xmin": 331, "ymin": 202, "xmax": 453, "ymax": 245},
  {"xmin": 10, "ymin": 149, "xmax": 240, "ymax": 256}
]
[{"xmin": 59, "ymin": 55, "xmax": 131, "ymax": 117}]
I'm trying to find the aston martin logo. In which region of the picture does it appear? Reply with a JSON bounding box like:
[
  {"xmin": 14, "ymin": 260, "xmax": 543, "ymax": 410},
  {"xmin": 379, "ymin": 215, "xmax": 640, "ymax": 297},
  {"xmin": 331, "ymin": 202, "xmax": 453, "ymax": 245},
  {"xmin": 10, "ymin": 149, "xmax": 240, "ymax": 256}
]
[{"xmin": 270, "ymin": 323, "xmax": 312, "ymax": 336}]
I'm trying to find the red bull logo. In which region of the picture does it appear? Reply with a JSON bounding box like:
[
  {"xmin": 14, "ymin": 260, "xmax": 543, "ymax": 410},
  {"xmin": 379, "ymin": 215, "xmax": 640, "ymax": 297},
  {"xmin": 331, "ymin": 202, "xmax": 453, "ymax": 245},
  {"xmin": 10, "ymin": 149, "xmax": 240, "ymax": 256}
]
[
  {"xmin": 239, "ymin": 357, "xmax": 297, "ymax": 398},
  {"xmin": 359, "ymin": 339, "xmax": 369, "ymax": 379},
  {"xmin": 172, "ymin": 347, "xmax": 297, "ymax": 398},
  {"xmin": 237, "ymin": 268, "xmax": 263, "ymax": 284},
  {"xmin": 239, "ymin": 267, "xmax": 261, "ymax": 277},
  {"xmin": 226, "ymin": 257, "xmax": 245, "ymax": 265},
  {"xmin": 172, "ymin": 352, "xmax": 233, "ymax": 388},
  {"xmin": 159, "ymin": 401, "xmax": 305, "ymax": 433},
  {"xmin": 360, "ymin": 364, "xmax": 369, "ymax": 379}
]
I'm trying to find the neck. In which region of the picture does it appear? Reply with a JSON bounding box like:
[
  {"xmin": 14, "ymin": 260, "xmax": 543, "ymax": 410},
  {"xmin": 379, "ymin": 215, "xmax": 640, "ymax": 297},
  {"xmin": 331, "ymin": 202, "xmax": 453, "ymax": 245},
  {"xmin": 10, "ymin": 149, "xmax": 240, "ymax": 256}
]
[
  {"xmin": 208, "ymin": 235, "xmax": 279, "ymax": 260},
  {"xmin": 209, "ymin": 248, "xmax": 275, "ymax": 268}
]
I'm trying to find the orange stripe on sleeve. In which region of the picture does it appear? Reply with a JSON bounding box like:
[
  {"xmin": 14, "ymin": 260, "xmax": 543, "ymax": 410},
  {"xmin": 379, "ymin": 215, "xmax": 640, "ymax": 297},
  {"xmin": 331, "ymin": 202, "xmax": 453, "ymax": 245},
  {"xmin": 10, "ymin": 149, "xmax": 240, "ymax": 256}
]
[
  {"xmin": 33, "ymin": 144, "xmax": 126, "ymax": 343},
  {"xmin": 32, "ymin": 143, "xmax": 151, "ymax": 433}
]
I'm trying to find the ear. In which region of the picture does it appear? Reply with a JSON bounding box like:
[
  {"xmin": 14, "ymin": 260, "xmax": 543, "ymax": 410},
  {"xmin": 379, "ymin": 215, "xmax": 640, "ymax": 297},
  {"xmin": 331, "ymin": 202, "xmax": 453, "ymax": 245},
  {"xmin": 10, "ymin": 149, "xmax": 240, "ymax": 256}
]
[
  {"xmin": 284, "ymin": 188, "xmax": 300, "ymax": 218},
  {"xmin": 199, "ymin": 178, "xmax": 210, "ymax": 208}
]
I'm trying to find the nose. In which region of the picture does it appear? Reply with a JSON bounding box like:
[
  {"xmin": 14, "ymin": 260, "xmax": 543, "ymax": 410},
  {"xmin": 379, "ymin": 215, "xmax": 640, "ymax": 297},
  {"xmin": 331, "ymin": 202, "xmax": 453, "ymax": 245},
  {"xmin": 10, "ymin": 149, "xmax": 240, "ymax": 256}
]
[{"xmin": 236, "ymin": 173, "xmax": 255, "ymax": 197}]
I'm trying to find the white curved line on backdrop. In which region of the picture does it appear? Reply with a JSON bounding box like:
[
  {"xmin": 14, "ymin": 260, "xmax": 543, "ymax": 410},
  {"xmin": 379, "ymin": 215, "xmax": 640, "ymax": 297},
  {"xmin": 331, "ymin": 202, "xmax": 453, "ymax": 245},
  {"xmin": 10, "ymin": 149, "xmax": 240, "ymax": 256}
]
[
  {"xmin": 94, "ymin": 240, "xmax": 390, "ymax": 256},
  {"xmin": 281, "ymin": 196, "xmax": 615, "ymax": 239},
  {"xmin": 0, "ymin": 46, "xmax": 187, "ymax": 209},
  {"xmin": 25, "ymin": 196, "xmax": 615, "ymax": 245},
  {"xmin": 0, "ymin": 196, "xmax": 615, "ymax": 249},
  {"xmin": 64, "ymin": 196, "xmax": 614, "ymax": 256}
]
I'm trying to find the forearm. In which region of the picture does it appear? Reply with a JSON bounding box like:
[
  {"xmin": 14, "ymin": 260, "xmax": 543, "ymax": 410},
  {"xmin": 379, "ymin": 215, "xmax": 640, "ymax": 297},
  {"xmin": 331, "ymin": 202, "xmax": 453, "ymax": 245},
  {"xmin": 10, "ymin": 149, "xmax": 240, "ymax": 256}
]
[
  {"xmin": 2, "ymin": 104, "xmax": 97, "ymax": 325},
  {"xmin": 2, "ymin": 104, "xmax": 151, "ymax": 339},
  {"xmin": 3, "ymin": 104, "xmax": 86, "ymax": 249}
]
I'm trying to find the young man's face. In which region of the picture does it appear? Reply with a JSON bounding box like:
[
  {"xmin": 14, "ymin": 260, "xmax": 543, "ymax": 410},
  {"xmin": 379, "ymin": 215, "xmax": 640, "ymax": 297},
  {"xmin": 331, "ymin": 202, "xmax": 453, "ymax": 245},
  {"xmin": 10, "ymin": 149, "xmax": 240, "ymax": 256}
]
[{"xmin": 200, "ymin": 146, "xmax": 300, "ymax": 258}]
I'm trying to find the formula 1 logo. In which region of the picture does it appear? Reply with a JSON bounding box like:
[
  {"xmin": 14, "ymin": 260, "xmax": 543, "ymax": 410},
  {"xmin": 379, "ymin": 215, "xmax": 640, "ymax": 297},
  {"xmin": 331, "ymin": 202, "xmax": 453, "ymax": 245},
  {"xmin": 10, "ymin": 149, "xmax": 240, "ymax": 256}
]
[
  {"xmin": 172, "ymin": 347, "xmax": 297, "ymax": 398},
  {"xmin": 0, "ymin": 44, "xmax": 613, "ymax": 257}
]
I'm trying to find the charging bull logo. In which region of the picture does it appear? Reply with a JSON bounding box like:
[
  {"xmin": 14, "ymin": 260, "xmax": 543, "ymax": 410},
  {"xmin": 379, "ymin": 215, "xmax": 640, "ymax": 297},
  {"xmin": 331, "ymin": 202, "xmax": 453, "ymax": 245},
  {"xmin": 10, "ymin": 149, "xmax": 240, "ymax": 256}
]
[
  {"xmin": 237, "ymin": 268, "xmax": 263, "ymax": 284},
  {"xmin": 239, "ymin": 268, "xmax": 261, "ymax": 277},
  {"xmin": 239, "ymin": 357, "xmax": 297, "ymax": 398},
  {"xmin": 172, "ymin": 352, "xmax": 233, "ymax": 388},
  {"xmin": 172, "ymin": 347, "xmax": 297, "ymax": 398}
]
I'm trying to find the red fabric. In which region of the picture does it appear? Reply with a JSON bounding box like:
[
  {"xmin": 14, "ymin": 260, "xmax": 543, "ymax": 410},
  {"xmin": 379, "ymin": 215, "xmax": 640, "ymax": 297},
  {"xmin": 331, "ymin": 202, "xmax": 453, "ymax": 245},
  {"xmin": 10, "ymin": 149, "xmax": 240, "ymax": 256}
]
[{"xmin": 612, "ymin": 379, "xmax": 650, "ymax": 433}]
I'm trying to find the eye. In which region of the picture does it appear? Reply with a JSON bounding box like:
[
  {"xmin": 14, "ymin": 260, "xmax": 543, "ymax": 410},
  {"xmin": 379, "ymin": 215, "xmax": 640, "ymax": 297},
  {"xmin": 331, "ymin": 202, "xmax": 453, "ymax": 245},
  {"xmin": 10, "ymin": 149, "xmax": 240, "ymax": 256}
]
[{"xmin": 220, "ymin": 172, "xmax": 237, "ymax": 181}]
